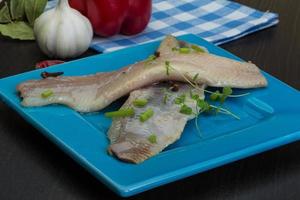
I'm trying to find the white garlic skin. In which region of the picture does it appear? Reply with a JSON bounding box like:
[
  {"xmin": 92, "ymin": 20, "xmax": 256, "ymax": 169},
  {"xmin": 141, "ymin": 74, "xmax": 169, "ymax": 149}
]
[{"xmin": 34, "ymin": 0, "xmax": 93, "ymax": 59}]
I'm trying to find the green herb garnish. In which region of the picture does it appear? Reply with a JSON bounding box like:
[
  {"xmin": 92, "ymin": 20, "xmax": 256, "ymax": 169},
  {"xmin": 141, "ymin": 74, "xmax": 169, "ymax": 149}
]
[
  {"xmin": 145, "ymin": 54, "xmax": 157, "ymax": 65},
  {"xmin": 191, "ymin": 44, "xmax": 205, "ymax": 53},
  {"xmin": 180, "ymin": 104, "xmax": 193, "ymax": 115},
  {"xmin": 163, "ymin": 94, "xmax": 169, "ymax": 104},
  {"xmin": 209, "ymin": 105, "xmax": 240, "ymax": 120},
  {"xmin": 210, "ymin": 90, "xmax": 221, "ymax": 101},
  {"xmin": 161, "ymin": 88, "xmax": 171, "ymax": 104},
  {"xmin": 222, "ymin": 87, "xmax": 233, "ymax": 96},
  {"xmin": 165, "ymin": 61, "xmax": 171, "ymax": 75},
  {"xmin": 208, "ymin": 87, "xmax": 234, "ymax": 104},
  {"xmin": 219, "ymin": 87, "xmax": 232, "ymax": 103},
  {"xmin": 174, "ymin": 94, "xmax": 186, "ymax": 104},
  {"xmin": 140, "ymin": 108, "xmax": 154, "ymax": 122},
  {"xmin": 172, "ymin": 47, "xmax": 178, "ymax": 51},
  {"xmin": 197, "ymin": 99, "xmax": 210, "ymax": 112},
  {"xmin": 204, "ymin": 88, "xmax": 249, "ymax": 98},
  {"xmin": 148, "ymin": 134, "xmax": 157, "ymax": 144},
  {"xmin": 191, "ymin": 94, "xmax": 199, "ymax": 100},
  {"xmin": 133, "ymin": 98, "xmax": 148, "ymax": 107},
  {"xmin": 41, "ymin": 89, "xmax": 53, "ymax": 98},
  {"xmin": 179, "ymin": 47, "xmax": 190, "ymax": 54},
  {"xmin": 192, "ymin": 73, "xmax": 199, "ymax": 82},
  {"xmin": 104, "ymin": 108, "xmax": 135, "ymax": 118}
]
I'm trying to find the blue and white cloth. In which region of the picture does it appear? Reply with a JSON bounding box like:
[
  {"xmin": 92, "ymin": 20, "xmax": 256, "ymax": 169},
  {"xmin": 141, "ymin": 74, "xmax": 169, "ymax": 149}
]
[{"xmin": 47, "ymin": 0, "xmax": 279, "ymax": 53}]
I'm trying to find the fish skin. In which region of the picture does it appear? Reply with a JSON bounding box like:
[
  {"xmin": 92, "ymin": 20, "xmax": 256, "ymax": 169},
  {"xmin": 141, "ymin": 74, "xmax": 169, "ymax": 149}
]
[
  {"xmin": 17, "ymin": 35, "xmax": 267, "ymax": 112},
  {"xmin": 108, "ymin": 83, "xmax": 205, "ymax": 164}
]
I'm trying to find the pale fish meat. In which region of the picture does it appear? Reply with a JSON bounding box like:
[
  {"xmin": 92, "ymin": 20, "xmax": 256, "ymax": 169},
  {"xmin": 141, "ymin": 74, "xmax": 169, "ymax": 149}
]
[
  {"xmin": 108, "ymin": 82, "xmax": 205, "ymax": 163},
  {"xmin": 17, "ymin": 35, "xmax": 267, "ymax": 112}
]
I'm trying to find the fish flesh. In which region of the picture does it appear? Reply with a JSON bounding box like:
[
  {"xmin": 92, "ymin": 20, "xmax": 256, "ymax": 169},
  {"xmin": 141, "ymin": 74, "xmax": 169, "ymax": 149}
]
[
  {"xmin": 108, "ymin": 82, "xmax": 205, "ymax": 163},
  {"xmin": 17, "ymin": 35, "xmax": 267, "ymax": 112}
]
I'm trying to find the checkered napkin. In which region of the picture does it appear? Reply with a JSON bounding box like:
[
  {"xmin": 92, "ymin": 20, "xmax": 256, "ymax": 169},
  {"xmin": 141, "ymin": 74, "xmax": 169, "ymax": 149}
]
[{"xmin": 47, "ymin": 0, "xmax": 278, "ymax": 53}]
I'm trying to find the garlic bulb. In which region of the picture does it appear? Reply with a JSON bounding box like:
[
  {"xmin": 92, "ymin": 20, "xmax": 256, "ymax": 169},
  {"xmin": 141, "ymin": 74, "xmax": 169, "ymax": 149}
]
[{"xmin": 34, "ymin": 0, "xmax": 93, "ymax": 59}]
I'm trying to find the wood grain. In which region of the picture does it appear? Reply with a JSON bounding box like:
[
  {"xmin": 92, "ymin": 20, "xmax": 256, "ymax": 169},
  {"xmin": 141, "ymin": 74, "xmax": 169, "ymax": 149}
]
[{"xmin": 0, "ymin": 1, "xmax": 300, "ymax": 199}]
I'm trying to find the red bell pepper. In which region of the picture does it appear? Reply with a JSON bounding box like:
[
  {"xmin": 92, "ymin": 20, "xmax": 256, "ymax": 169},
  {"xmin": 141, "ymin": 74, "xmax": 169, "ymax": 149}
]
[{"xmin": 69, "ymin": 0, "xmax": 152, "ymax": 37}]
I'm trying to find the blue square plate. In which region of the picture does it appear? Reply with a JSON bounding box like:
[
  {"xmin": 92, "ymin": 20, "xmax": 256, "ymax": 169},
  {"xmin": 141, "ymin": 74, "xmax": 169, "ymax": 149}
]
[{"xmin": 0, "ymin": 34, "xmax": 300, "ymax": 197}]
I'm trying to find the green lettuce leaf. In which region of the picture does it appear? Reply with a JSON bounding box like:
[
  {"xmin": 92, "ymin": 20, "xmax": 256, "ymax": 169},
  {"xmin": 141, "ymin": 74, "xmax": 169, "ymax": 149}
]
[
  {"xmin": 0, "ymin": 21, "xmax": 34, "ymax": 40},
  {"xmin": 0, "ymin": 2, "xmax": 11, "ymax": 23},
  {"xmin": 25, "ymin": 0, "xmax": 47, "ymax": 26},
  {"xmin": 10, "ymin": 0, "xmax": 26, "ymax": 20}
]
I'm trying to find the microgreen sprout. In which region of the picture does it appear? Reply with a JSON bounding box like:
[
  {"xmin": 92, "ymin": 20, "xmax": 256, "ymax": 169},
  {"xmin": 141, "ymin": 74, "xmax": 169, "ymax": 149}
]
[
  {"xmin": 204, "ymin": 89, "xmax": 250, "ymax": 98},
  {"xmin": 180, "ymin": 104, "xmax": 193, "ymax": 115},
  {"xmin": 174, "ymin": 94, "xmax": 186, "ymax": 104},
  {"xmin": 190, "ymin": 91, "xmax": 240, "ymax": 120},
  {"xmin": 209, "ymin": 90, "xmax": 221, "ymax": 101}
]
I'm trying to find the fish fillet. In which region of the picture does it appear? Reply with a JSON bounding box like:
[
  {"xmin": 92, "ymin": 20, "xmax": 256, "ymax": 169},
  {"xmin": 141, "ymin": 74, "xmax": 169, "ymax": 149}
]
[
  {"xmin": 108, "ymin": 82, "xmax": 205, "ymax": 163},
  {"xmin": 17, "ymin": 35, "xmax": 267, "ymax": 112}
]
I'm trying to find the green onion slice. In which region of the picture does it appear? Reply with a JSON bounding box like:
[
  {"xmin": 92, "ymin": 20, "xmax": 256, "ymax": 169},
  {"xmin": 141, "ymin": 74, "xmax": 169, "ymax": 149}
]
[
  {"xmin": 41, "ymin": 89, "xmax": 53, "ymax": 98},
  {"xmin": 133, "ymin": 98, "xmax": 148, "ymax": 107},
  {"xmin": 191, "ymin": 45, "xmax": 205, "ymax": 53},
  {"xmin": 140, "ymin": 108, "xmax": 154, "ymax": 122},
  {"xmin": 105, "ymin": 108, "xmax": 135, "ymax": 118}
]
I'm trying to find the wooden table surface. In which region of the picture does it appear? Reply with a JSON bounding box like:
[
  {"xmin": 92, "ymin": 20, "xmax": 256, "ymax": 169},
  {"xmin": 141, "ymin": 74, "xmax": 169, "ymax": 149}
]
[{"xmin": 1, "ymin": 1, "xmax": 299, "ymax": 199}]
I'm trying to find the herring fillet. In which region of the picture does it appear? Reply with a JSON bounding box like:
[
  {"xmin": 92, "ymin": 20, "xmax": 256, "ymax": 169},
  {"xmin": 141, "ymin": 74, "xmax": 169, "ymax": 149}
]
[
  {"xmin": 17, "ymin": 35, "xmax": 267, "ymax": 112},
  {"xmin": 108, "ymin": 83, "xmax": 205, "ymax": 164}
]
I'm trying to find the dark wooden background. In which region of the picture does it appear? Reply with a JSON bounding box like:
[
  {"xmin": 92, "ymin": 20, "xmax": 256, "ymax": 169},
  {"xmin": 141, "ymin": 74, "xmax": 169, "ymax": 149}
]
[{"xmin": 1, "ymin": 1, "xmax": 299, "ymax": 199}]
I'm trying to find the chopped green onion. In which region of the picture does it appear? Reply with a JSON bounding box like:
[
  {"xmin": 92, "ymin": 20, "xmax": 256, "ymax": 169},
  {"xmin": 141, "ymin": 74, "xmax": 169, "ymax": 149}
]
[
  {"xmin": 133, "ymin": 98, "xmax": 148, "ymax": 107},
  {"xmin": 41, "ymin": 89, "xmax": 53, "ymax": 98},
  {"xmin": 105, "ymin": 108, "xmax": 135, "ymax": 118},
  {"xmin": 191, "ymin": 44, "xmax": 205, "ymax": 53},
  {"xmin": 165, "ymin": 61, "xmax": 171, "ymax": 75},
  {"xmin": 180, "ymin": 104, "xmax": 193, "ymax": 115},
  {"xmin": 179, "ymin": 47, "xmax": 191, "ymax": 54},
  {"xmin": 148, "ymin": 134, "xmax": 157, "ymax": 144},
  {"xmin": 140, "ymin": 108, "xmax": 154, "ymax": 122},
  {"xmin": 174, "ymin": 94, "xmax": 185, "ymax": 104},
  {"xmin": 192, "ymin": 73, "xmax": 199, "ymax": 82}
]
